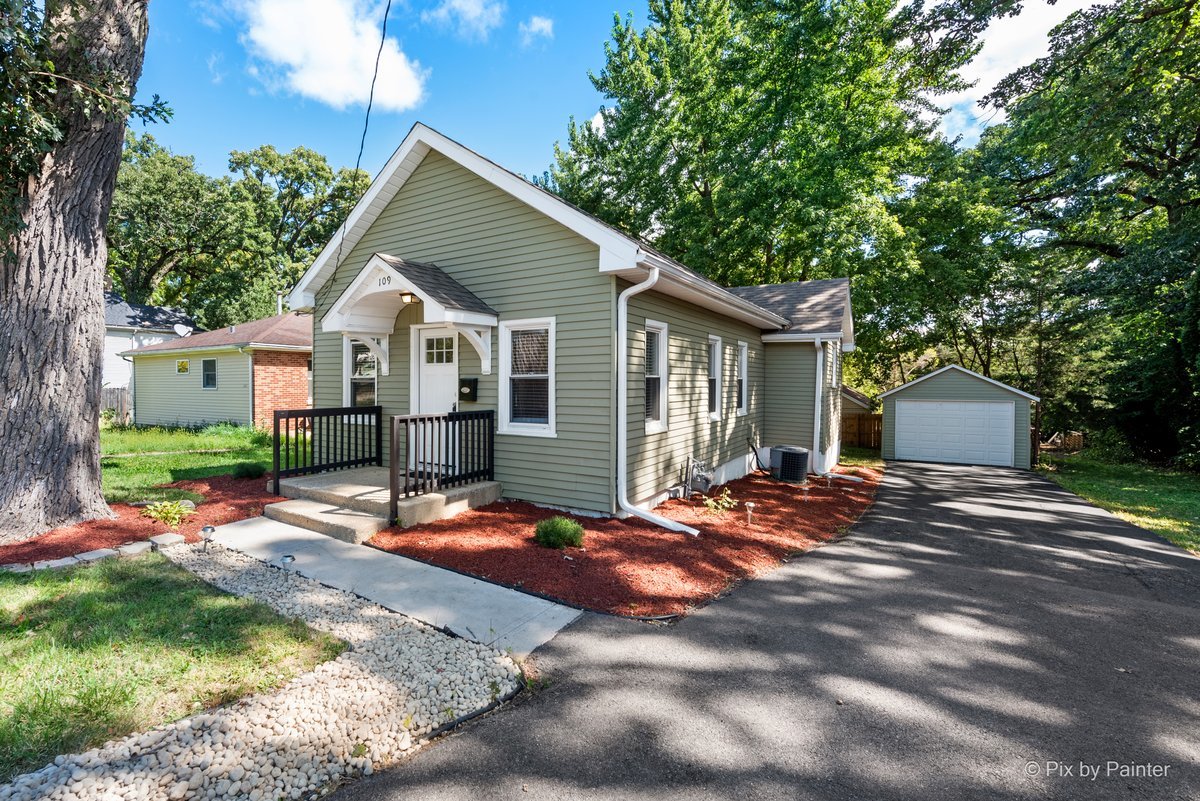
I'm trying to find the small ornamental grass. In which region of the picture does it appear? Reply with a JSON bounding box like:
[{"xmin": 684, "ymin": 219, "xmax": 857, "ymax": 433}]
[{"xmin": 534, "ymin": 516, "xmax": 585, "ymax": 549}]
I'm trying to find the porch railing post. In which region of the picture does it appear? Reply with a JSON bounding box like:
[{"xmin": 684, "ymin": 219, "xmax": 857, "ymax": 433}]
[
  {"xmin": 486, "ymin": 410, "xmax": 495, "ymax": 480},
  {"xmin": 375, "ymin": 405, "xmax": 383, "ymax": 466},
  {"xmin": 272, "ymin": 411, "xmax": 282, "ymax": 495},
  {"xmin": 389, "ymin": 413, "xmax": 399, "ymax": 525}
]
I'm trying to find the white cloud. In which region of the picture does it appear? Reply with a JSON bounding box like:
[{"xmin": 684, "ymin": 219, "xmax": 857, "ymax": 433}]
[
  {"xmin": 518, "ymin": 15, "xmax": 553, "ymax": 47},
  {"xmin": 942, "ymin": 0, "xmax": 1092, "ymax": 142},
  {"xmin": 206, "ymin": 52, "xmax": 226, "ymax": 84},
  {"xmin": 232, "ymin": 0, "xmax": 425, "ymax": 112},
  {"xmin": 422, "ymin": 0, "xmax": 505, "ymax": 41}
]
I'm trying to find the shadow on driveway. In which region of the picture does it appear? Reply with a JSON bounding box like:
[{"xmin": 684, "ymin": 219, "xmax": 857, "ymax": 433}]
[{"xmin": 332, "ymin": 463, "xmax": 1200, "ymax": 801}]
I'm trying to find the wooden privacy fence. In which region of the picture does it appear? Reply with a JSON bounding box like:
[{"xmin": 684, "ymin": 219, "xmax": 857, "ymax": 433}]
[
  {"xmin": 101, "ymin": 387, "xmax": 130, "ymax": 423},
  {"xmin": 842, "ymin": 413, "xmax": 882, "ymax": 449}
]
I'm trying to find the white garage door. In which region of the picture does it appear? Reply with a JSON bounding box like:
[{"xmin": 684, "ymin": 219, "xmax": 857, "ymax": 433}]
[{"xmin": 895, "ymin": 400, "xmax": 1014, "ymax": 467}]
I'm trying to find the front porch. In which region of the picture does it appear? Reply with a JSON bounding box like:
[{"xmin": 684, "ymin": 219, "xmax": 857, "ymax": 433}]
[{"xmin": 270, "ymin": 406, "xmax": 500, "ymax": 542}]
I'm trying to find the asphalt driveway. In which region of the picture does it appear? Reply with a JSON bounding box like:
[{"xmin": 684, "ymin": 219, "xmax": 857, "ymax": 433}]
[{"xmin": 333, "ymin": 463, "xmax": 1200, "ymax": 801}]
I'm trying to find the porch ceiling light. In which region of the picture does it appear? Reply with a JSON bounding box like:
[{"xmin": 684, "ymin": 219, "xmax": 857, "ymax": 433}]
[{"xmin": 399, "ymin": 292, "xmax": 419, "ymax": 304}]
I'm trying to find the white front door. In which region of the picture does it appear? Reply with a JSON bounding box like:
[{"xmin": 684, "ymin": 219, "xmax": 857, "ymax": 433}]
[
  {"xmin": 416, "ymin": 330, "xmax": 459, "ymax": 473},
  {"xmin": 895, "ymin": 400, "xmax": 1015, "ymax": 467},
  {"xmin": 418, "ymin": 331, "xmax": 459, "ymax": 414}
]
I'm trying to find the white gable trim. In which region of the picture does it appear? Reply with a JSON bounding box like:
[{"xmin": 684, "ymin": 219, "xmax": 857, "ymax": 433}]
[
  {"xmin": 290, "ymin": 124, "xmax": 641, "ymax": 310},
  {"xmin": 878, "ymin": 364, "xmax": 1040, "ymax": 401}
]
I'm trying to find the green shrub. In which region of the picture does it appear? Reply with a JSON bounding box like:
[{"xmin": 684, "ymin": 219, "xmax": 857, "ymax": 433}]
[
  {"xmin": 1085, "ymin": 428, "xmax": 1135, "ymax": 464},
  {"xmin": 141, "ymin": 500, "xmax": 195, "ymax": 529},
  {"xmin": 231, "ymin": 462, "xmax": 268, "ymax": 479},
  {"xmin": 534, "ymin": 516, "xmax": 584, "ymax": 549}
]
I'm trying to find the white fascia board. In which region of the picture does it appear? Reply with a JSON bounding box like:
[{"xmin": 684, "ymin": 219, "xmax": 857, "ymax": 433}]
[
  {"xmin": 291, "ymin": 123, "xmax": 641, "ymax": 308},
  {"xmin": 633, "ymin": 254, "xmax": 790, "ymax": 329},
  {"xmin": 878, "ymin": 364, "xmax": 1041, "ymax": 401},
  {"xmin": 761, "ymin": 332, "xmax": 843, "ymax": 343}
]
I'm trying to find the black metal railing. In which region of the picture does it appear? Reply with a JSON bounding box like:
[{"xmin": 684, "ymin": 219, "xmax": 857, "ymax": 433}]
[
  {"xmin": 389, "ymin": 410, "xmax": 495, "ymax": 522},
  {"xmin": 273, "ymin": 406, "xmax": 383, "ymax": 494}
]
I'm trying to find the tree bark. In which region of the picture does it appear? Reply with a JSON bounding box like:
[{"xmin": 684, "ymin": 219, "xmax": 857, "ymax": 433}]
[{"xmin": 0, "ymin": 1, "xmax": 150, "ymax": 541}]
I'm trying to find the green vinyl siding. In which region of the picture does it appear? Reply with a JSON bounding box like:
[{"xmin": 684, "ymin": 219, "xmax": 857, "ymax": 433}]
[
  {"xmin": 132, "ymin": 351, "xmax": 251, "ymax": 427},
  {"xmin": 311, "ymin": 150, "xmax": 616, "ymax": 513},
  {"xmin": 763, "ymin": 343, "xmax": 817, "ymax": 450},
  {"xmin": 882, "ymin": 369, "xmax": 1032, "ymax": 468},
  {"xmin": 626, "ymin": 289, "xmax": 766, "ymax": 504}
]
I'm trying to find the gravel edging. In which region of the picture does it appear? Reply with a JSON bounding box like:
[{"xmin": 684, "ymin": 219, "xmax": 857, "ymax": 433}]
[{"xmin": 0, "ymin": 544, "xmax": 522, "ymax": 801}]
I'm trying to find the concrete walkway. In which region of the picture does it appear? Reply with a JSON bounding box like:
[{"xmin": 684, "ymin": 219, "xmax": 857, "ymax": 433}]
[
  {"xmin": 211, "ymin": 516, "xmax": 580, "ymax": 657},
  {"xmin": 330, "ymin": 463, "xmax": 1200, "ymax": 801}
]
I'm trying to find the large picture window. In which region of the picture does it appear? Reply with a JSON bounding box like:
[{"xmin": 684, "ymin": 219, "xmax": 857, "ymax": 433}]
[
  {"xmin": 645, "ymin": 320, "xmax": 668, "ymax": 433},
  {"xmin": 499, "ymin": 318, "xmax": 555, "ymax": 436},
  {"xmin": 707, "ymin": 335, "xmax": 722, "ymax": 420}
]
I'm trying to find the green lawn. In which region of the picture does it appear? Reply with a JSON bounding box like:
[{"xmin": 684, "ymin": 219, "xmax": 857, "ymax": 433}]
[
  {"xmin": 1039, "ymin": 453, "xmax": 1200, "ymax": 554},
  {"xmin": 100, "ymin": 424, "xmax": 273, "ymax": 504},
  {"xmin": 0, "ymin": 554, "xmax": 343, "ymax": 782},
  {"xmin": 840, "ymin": 446, "xmax": 884, "ymax": 470}
]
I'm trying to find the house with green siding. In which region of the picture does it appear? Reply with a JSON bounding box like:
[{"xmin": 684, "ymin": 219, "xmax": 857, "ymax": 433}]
[{"xmin": 285, "ymin": 124, "xmax": 853, "ymax": 533}]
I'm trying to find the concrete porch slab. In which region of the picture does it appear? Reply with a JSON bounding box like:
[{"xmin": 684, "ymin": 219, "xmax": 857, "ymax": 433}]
[{"xmin": 211, "ymin": 516, "xmax": 580, "ymax": 658}]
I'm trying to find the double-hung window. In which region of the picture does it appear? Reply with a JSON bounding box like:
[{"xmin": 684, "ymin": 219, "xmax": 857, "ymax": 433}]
[
  {"xmin": 644, "ymin": 320, "xmax": 668, "ymax": 433},
  {"xmin": 348, "ymin": 341, "xmax": 377, "ymax": 407},
  {"xmin": 707, "ymin": 335, "xmax": 722, "ymax": 420},
  {"xmin": 201, "ymin": 358, "xmax": 217, "ymax": 390},
  {"xmin": 736, "ymin": 342, "xmax": 748, "ymax": 416},
  {"xmin": 500, "ymin": 318, "xmax": 555, "ymax": 436}
]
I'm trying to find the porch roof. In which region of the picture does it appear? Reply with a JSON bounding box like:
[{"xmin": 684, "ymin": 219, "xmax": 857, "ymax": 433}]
[{"xmin": 374, "ymin": 254, "xmax": 496, "ymax": 316}]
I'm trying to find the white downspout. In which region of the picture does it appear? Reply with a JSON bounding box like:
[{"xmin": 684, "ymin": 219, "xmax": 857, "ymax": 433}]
[
  {"xmin": 812, "ymin": 338, "xmax": 824, "ymax": 474},
  {"xmin": 616, "ymin": 266, "xmax": 700, "ymax": 536}
]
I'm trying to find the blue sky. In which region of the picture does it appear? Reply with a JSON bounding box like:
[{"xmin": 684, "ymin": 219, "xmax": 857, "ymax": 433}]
[{"xmin": 133, "ymin": 0, "xmax": 1089, "ymax": 181}]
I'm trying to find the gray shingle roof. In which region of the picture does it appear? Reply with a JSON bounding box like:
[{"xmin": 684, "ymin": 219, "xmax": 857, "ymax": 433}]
[
  {"xmin": 374, "ymin": 254, "xmax": 497, "ymax": 316},
  {"xmin": 124, "ymin": 311, "xmax": 311, "ymax": 355},
  {"xmin": 104, "ymin": 292, "xmax": 197, "ymax": 332},
  {"xmin": 726, "ymin": 278, "xmax": 850, "ymax": 334}
]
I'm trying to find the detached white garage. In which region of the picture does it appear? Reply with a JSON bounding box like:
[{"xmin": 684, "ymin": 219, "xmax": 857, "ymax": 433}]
[{"xmin": 880, "ymin": 365, "xmax": 1039, "ymax": 469}]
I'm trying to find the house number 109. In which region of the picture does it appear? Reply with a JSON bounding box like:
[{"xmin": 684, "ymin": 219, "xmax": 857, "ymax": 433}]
[{"xmin": 378, "ymin": 276, "xmax": 392, "ymax": 287}]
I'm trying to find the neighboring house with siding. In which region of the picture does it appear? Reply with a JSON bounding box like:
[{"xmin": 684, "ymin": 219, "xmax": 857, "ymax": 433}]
[
  {"xmin": 103, "ymin": 292, "xmax": 197, "ymax": 389},
  {"xmin": 287, "ymin": 123, "xmax": 854, "ymax": 527},
  {"xmin": 122, "ymin": 311, "xmax": 312, "ymax": 429}
]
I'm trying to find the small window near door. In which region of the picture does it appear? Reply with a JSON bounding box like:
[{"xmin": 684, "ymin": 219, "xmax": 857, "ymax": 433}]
[
  {"xmin": 350, "ymin": 343, "xmax": 377, "ymax": 406},
  {"xmin": 425, "ymin": 336, "xmax": 455, "ymax": 364},
  {"xmin": 201, "ymin": 358, "xmax": 217, "ymax": 390}
]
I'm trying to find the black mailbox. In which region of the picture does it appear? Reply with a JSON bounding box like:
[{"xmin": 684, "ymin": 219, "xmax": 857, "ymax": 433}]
[{"xmin": 458, "ymin": 377, "xmax": 479, "ymax": 403}]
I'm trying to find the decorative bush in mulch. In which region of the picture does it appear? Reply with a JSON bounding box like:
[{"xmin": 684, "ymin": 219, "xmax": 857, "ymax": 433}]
[
  {"xmin": 0, "ymin": 475, "xmax": 281, "ymax": 565},
  {"xmin": 370, "ymin": 468, "xmax": 882, "ymax": 618}
]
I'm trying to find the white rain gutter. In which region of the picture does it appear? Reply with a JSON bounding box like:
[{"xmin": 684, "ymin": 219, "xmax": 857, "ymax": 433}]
[
  {"xmin": 812, "ymin": 337, "xmax": 824, "ymax": 474},
  {"xmin": 616, "ymin": 266, "xmax": 700, "ymax": 536}
]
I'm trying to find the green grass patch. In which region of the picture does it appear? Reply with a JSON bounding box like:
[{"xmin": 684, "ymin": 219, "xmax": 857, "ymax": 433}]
[
  {"xmin": 101, "ymin": 423, "xmax": 270, "ymax": 456},
  {"xmin": 0, "ymin": 554, "xmax": 343, "ymax": 782},
  {"xmin": 100, "ymin": 424, "xmax": 274, "ymax": 504},
  {"xmin": 840, "ymin": 446, "xmax": 884, "ymax": 470},
  {"xmin": 1039, "ymin": 453, "xmax": 1200, "ymax": 553}
]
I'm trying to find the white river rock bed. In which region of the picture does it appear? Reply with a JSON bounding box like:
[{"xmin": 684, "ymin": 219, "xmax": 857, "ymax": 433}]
[{"xmin": 0, "ymin": 543, "xmax": 522, "ymax": 801}]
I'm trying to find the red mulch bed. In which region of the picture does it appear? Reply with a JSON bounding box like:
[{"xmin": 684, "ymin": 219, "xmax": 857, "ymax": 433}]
[
  {"xmin": 370, "ymin": 467, "xmax": 882, "ymax": 618},
  {"xmin": 0, "ymin": 475, "xmax": 282, "ymax": 565}
]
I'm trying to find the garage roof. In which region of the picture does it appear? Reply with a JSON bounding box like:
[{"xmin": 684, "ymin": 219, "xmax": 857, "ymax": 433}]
[{"xmin": 879, "ymin": 365, "xmax": 1039, "ymax": 401}]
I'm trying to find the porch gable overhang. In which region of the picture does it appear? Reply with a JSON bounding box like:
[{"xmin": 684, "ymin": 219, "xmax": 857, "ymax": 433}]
[{"xmin": 322, "ymin": 254, "xmax": 498, "ymax": 375}]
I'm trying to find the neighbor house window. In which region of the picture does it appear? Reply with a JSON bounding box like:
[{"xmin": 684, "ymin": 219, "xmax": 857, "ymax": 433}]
[
  {"xmin": 201, "ymin": 358, "xmax": 217, "ymax": 390},
  {"xmin": 176, "ymin": 359, "xmax": 190, "ymax": 375},
  {"xmin": 499, "ymin": 318, "xmax": 555, "ymax": 436},
  {"xmin": 736, "ymin": 342, "xmax": 748, "ymax": 416},
  {"xmin": 349, "ymin": 342, "xmax": 377, "ymax": 407},
  {"xmin": 707, "ymin": 335, "xmax": 722, "ymax": 420},
  {"xmin": 645, "ymin": 320, "xmax": 668, "ymax": 433}
]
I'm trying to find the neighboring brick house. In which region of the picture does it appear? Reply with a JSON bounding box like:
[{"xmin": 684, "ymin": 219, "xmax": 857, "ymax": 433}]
[{"xmin": 122, "ymin": 311, "xmax": 312, "ymax": 429}]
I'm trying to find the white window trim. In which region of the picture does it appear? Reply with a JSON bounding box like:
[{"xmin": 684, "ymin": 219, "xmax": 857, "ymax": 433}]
[
  {"xmin": 200, "ymin": 358, "xmax": 217, "ymax": 391},
  {"xmin": 644, "ymin": 319, "xmax": 669, "ymax": 434},
  {"xmin": 736, "ymin": 341, "xmax": 748, "ymax": 417},
  {"xmin": 707, "ymin": 335, "xmax": 722, "ymax": 421},
  {"xmin": 499, "ymin": 317, "xmax": 556, "ymax": 437},
  {"xmin": 342, "ymin": 336, "xmax": 383, "ymax": 407}
]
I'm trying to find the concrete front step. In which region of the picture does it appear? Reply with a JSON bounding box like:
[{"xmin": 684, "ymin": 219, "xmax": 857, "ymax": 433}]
[{"xmin": 264, "ymin": 499, "xmax": 390, "ymax": 544}]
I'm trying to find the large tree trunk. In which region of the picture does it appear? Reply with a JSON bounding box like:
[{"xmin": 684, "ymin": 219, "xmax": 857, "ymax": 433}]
[{"xmin": 0, "ymin": 1, "xmax": 150, "ymax": 541}]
